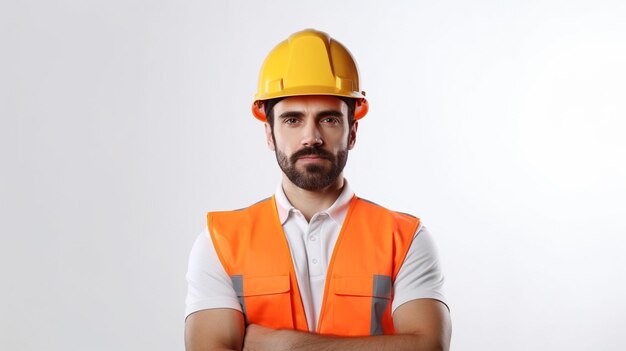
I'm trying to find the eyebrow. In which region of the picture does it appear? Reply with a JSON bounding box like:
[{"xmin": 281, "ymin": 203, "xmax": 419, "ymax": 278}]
[
  {"xmin": 278, "ymin": 111, "xmax": 305, "ymax": 119},
  {"xmin": 317, "ymin": 110, "xmax": 344, "ymax": 118},
  {"xmin": 278, "ymin": 110, "xmax": 344, "ymax": 119}
]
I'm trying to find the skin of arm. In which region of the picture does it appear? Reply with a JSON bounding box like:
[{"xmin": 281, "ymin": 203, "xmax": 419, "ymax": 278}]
[
  {"xmin": 185, "ymin": 308, "xmax": 245, "ymax": 351},
  {"xmin": 242, "ymin": 298, "xmax": 451, "ymax": 351}
]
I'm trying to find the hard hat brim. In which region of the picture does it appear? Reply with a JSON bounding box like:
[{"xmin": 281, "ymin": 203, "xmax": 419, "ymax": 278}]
[
  {"xmin": 251, "ymin": 92, "xmax": 368, "ymax": 122},
  {"xmin": 254, "ymin": 86, "xmax": 366, "ymax": 102}
]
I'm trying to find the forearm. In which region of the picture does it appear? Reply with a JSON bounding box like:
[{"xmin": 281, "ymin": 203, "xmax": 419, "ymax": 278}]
[
  {"xmin": 285, "ymin": 331, "xmax": 443, "ymax": 351},
  {"xmin": 243, "ymin": 301, "xmax": 450, "ymax": 351},
  {"xmin": 245, "ymin": 327, "xmax": 445, "ymax": 351}
]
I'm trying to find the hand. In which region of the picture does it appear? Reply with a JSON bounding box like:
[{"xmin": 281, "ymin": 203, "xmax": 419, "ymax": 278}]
[{"xmin": 243, "ymin": 324, "xmax": 290, "ymax": 351}]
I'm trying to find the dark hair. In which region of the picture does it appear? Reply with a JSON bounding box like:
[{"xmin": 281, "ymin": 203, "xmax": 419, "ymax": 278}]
[{"xmin": 265, "ymin": 96, "xmax": 356, "ymax": 129}]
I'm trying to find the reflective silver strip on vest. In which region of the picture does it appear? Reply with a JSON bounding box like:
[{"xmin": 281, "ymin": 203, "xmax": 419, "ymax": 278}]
[
  {"xmin": 231, "ymin": 275, "xmax": 247, "ymax": 323},
  {"xmin": 371, "ymin": 274, "xmax": 392, "ymax": 335}
]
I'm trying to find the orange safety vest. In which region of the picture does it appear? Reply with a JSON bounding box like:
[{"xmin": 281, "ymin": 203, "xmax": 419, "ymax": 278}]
[{"xmin": 207, "ymin": 196, "xmax": 419, "ymax": 336}]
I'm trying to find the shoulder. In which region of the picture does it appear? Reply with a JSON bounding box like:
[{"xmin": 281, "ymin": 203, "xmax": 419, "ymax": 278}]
[
  {"xmin": 355, "ymin": 197, "xmax": 417, "ymax": 217},
  {"xmin": 207, "ymin": 196, "xmax": 277, "ymax": 242},
  {"xmin": 354, "ymin": 197, "xmax": 420, "ymax": 226},
  {"xmin": 207, "ymin": 196, "xmax": 274, "ymax": 221}
]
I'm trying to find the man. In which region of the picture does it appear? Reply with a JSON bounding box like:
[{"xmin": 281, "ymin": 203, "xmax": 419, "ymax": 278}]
[{"xmin": 185, "ymin": 29, "xmax": 451, "ymax": 351}]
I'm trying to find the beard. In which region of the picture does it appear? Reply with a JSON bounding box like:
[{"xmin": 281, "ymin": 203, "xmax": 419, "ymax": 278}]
[{"xmin": 275, "ymin": 146, "xmax": 348, "ymax": 191}]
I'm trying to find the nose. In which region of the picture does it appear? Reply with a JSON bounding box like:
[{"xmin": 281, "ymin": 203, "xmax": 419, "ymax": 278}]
[{"xmin": 301, "ymin": 121, "xmax": 323, "ymax": 147}]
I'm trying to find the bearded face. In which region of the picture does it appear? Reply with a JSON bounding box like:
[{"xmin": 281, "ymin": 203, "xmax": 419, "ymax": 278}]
[
  {"xmin": 275, "ymin": 146, "xmax": 348, "ymax": 191},
  {"xmin": 265, "ymin": 96, "xmax": 356, "ymax": 192}
]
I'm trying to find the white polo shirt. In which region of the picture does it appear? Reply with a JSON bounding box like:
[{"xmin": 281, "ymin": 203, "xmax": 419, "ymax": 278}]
[{"xmin": 185, "ymin": 182, "xmax": 447, "ymax": 331}]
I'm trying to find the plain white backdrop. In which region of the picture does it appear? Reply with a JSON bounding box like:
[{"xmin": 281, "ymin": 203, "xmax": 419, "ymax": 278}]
[{"xmin": 2, "ymin": 1, "xmax": 625, "ymax": 350}]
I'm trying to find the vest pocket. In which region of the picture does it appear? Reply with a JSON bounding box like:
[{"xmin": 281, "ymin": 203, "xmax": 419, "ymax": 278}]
[
  {"xmin": 333, "ymin": 275, "xmax": 392, "ymax": 336},
  {"xmin": 236, "ymin": 275, "xmax": 294, "ymax": 329}
]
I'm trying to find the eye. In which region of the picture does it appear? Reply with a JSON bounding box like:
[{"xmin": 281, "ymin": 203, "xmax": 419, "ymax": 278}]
[
  {"xmin": 283, "ymin": 117, "xmax": 300, "ymax": 125},
  {"xmin": 321, "ymin": 117, "xmax": 341, "ymax": 125}
]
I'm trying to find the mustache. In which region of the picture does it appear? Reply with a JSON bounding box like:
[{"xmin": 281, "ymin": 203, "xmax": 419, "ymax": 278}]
[{"xmin": 290, "ymin": 147, "xmax": 335, "ymax": 163}]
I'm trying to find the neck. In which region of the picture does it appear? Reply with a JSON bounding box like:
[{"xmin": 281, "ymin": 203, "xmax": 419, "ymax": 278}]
[{"xmin": 281, "ymin": 175, "xmax": 345, "ymax": 222}]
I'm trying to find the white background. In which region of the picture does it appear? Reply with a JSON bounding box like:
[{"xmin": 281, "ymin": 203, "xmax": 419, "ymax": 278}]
[{"xmin": 2, "ymin": 1, "xmax": 625, "ymax": 350}]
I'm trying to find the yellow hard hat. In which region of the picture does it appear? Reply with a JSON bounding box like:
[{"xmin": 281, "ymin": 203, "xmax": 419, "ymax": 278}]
[{"xmin": 252, "ymin": 29, "xmax": 368, "ymax": 122}]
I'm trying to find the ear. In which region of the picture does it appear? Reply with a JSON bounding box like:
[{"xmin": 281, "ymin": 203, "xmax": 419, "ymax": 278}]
[
  {"xmin": 348, "ymin": 121, "xmax": 358, "ymax": 150},
  {"xmin": 264, "ymin": 122, "xmax": 276, "ymax": 151}
]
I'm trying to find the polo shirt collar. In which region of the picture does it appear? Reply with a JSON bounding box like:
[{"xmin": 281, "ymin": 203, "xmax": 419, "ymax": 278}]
[{"xmin": 274, "ymin": 180, "xmax": 355, "ymax": 225}]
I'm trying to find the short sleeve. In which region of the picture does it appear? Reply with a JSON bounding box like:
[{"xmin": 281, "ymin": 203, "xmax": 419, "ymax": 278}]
[
  {"xmin": 392, "ymin": 225, "xmax": 448, "ymax": 313},
  {"xmin": 184, "ymin": 226, "xmax": 242, "ymax": 320}
]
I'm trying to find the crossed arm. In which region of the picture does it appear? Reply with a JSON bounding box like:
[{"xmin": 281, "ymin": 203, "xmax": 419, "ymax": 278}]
[{"xmin": 184, "ymin": 298, "xmax": 451, "ymax": 351}]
